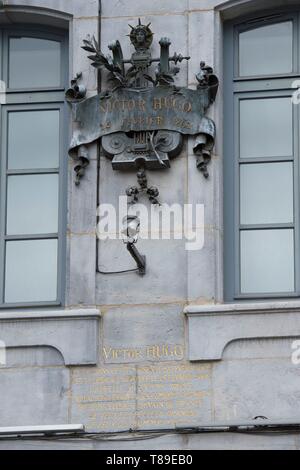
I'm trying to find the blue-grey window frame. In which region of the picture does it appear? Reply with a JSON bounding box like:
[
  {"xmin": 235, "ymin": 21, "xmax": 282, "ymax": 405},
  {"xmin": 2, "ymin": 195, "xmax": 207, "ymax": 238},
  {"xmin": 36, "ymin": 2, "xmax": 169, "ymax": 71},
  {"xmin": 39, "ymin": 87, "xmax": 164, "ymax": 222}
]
[
  {"xmin": 0, "ymin": 24, "xmax": 68, "ymax": 308},
  {"xmin": 224, "ymin": 8, "xmax": 300, "ymax": 302}
]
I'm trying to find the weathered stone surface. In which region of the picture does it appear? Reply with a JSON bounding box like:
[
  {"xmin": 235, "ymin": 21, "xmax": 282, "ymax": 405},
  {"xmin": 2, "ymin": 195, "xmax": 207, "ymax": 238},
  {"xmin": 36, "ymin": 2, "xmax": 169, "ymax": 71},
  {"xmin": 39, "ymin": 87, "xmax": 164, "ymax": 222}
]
[
  {"xmin": 0, "ymin": 309, "xmax": 100, "ymax": 365},
  {"xmin": 101, "ymin": 304, "xmax": 185, "ymax": 362},
  {"xmin": 187, "ymin": 228, "xmax": 218, "ymax": 303},
  {"xmin": 5, "ymin": 0, "xmax": 99, "ymax": 17},
  {"xmin": 186, "ymin": 155, "xmax": 221, "ymax": 303},
  {"xmin": 68, "ymin": 155, "xmax": 98, "ymax": 235},
  {"xmin": 0, "ymin": 431, "xmax": 298, "ymax": 450},
  {"xmin": 101, "ymin": 0, "xmax": 188, "ymax": 18},
  {"xmin": 96, "ymin": 238, "xmax": 187, "ymax": 306},
  {"xmin": 185, "ymin": 432, "xmax": 298, "ymax": 450},
  {"xmin": 212, "ymin": 358, "xmax": 300, "ymax": 422},
  {"xmin": 222, "ymin": 337, "xmax": 296, "ymax": 361},
  {"xmin": 186, "ymin": 306, "xmax": 300, "ymax": 361},
  {"xmin": 188, "ymin": 11, "xmax": 216, "ymax": 87},
  {"xmin": 136, "ymin": 363, "xmax": 212, "ymax": 429},
  {"xmin": 188, "ymin": 0, "xmax": 222, "ymax": 11},
  {"xmin": 71, "ymin": 18, "xmax": 98, "ymax": 92},
  {"xmin": 4, "ymin": 346, "xmax": 64, "ymax": 368},
  {"xmin": 71, "ymin": 366, "xmax": 136, "ymax": 432},
  {"xmin": 0, "ymin": 368, "xmax": 70, "ymax": 426},
  {"xmin": 71, "ymin": 362, "xmax": 212, "ymax": 432},
  {"xmin": 68, "ymin": 233, "xmax": 97, "ymax": 306}
]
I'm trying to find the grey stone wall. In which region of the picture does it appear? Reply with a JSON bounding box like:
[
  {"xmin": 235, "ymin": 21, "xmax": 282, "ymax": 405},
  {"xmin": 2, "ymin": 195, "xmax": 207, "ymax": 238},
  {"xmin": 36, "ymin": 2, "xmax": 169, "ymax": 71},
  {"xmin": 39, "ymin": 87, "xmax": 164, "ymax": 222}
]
[{"xmin": 1, "ymin": 0, "xmax": 300, "ymax": 450}]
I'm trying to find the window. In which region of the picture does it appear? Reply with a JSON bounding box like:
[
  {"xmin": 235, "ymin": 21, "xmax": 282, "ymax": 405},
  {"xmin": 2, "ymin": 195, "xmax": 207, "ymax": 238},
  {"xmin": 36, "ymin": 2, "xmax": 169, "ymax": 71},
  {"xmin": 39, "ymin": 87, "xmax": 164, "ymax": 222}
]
[
  {"xmin": 0, "ymin": 26, "xmax": 68, "ymax": 307},
  {"xmin": 224, "ymin": 11, "xmax": 300, "ymax": 301}
]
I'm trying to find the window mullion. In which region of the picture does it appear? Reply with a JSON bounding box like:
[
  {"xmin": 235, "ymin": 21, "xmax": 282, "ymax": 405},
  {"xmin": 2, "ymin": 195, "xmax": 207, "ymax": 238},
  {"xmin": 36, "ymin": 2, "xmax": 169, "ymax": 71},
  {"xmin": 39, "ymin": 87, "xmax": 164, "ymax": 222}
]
[{"xmin": 5, "ymin": 90, "xmax": 65, "ymax": 106}]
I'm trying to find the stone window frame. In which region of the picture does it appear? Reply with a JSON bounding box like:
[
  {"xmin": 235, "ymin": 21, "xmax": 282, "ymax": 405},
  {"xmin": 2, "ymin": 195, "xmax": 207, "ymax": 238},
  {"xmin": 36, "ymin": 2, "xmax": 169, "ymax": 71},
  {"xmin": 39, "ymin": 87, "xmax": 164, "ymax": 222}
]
[
  {"xmin": 0, "ymin": 1, "xmax": 100, "ymax": 309},
  {"xmin": 186, "ymin": 1, "xmax": 300, "ymax": 364},
  {"xmin": 223, "ymin": 7, "xmax": 300, "ymax": 302},
  {"xmin": 0, "ymin": 1, "xmax": 100, "ymax": 365},
  {"xmin": 0, "ymin": 24, "xmax": 69, "ymax": 309}
]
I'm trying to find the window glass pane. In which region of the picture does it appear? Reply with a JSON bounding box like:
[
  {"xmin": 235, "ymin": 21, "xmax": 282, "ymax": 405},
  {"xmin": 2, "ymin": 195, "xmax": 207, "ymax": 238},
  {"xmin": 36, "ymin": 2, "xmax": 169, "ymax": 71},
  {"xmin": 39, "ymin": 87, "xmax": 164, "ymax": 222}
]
[
  {"xmin": 239, "ymin": 21, "xmax": 293, "ymax": 77},
  {"xmin": 5, "ymin": 239, "xmax": 58, "ymax": 303},
  {"xmin": 240, "ymin": 229, "xmax": 294, "ymax": 294},
  {"xmin": 240, "ymin": 162, "xmax": 294, "ymax": 225},
  {"xmin": 8, "ymin": 110, "xmax": 60, "ymax": 169},
  {"xmin": 7, "ymin": 174, "xmax": 59, "ymax": 235},
  {"xmin": 240, "ymin": 98, "xmax": 293, "ymax": 158},
  {"xmin": 9, "ymin": 37, "xmax": 61, "ymax": 89}
]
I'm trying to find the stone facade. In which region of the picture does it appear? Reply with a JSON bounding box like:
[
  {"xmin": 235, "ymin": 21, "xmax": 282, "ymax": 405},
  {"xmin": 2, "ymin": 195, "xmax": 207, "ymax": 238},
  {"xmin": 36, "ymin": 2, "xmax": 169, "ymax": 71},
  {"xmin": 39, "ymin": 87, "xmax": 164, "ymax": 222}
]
[{"xmin": 1, "ymin": 0, "xmax": 300, "ymax": 450}]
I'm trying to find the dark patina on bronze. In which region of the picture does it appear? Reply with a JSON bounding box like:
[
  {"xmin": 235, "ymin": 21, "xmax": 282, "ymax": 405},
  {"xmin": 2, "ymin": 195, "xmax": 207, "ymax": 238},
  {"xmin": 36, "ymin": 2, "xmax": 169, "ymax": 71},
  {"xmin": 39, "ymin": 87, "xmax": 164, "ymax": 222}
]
[{"xmin": 67, "ymin": 19, "xmax": 218, "ymax": 194}]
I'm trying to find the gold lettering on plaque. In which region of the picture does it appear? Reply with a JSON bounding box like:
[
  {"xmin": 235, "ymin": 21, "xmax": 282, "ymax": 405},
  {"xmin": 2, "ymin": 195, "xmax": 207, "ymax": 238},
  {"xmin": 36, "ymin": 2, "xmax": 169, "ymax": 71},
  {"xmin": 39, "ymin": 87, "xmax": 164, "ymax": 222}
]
[
  {"xmin": 102, "ymin": 344, "xmax": 184, "ymax": 362},
  {"xmin": 72, "ymin": 364, "xmax": 211, "ymax": 432}
]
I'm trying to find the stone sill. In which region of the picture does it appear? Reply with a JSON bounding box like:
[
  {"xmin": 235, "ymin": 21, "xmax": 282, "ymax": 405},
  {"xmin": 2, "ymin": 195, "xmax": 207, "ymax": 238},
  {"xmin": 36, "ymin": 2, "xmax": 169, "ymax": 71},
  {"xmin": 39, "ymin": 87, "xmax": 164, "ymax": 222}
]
[
  {"xmin": 0, "ymin": 308, "xmax": 100, "ymax": 321},
  {"xmin": 185, "ymin": 301, "xmax": 300, "ymax": 362},
  {"xmin": 0, "ymin": 308, "xmax": 101, "ymax": 366},
  {"xmin": 184, "ymin": 300, "xmax": 300, "ymax": 316}
]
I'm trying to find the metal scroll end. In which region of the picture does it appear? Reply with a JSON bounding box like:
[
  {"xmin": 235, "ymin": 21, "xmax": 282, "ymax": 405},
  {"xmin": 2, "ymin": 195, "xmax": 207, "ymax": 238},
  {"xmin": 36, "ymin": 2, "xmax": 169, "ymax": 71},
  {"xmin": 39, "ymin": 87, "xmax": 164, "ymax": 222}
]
[
  {"xmin": 65, "ymin": 73, "xmax": 87, "ymax": 103},
  {"xmin": 196, "ymin": 61, "xmax": 219, "ymax": 104},
  {"xmin": 74, "ymin": 146, "xmax": 90, "ymax": 186},
  {"xmin": 196, "ymin": 153, "xmax": 211, "ymax": 179},
  {"xmin": 193, "ymin": 135, "xmax": 212, "ymax": 179}
]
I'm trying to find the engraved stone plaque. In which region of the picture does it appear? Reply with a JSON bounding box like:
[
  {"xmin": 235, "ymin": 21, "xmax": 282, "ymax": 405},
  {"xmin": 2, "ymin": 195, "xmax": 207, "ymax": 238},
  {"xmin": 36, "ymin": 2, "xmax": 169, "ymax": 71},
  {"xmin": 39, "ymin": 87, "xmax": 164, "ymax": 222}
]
[{"xmin": 71, "ymin": 363, "xmax": 212, "ymax": 432}]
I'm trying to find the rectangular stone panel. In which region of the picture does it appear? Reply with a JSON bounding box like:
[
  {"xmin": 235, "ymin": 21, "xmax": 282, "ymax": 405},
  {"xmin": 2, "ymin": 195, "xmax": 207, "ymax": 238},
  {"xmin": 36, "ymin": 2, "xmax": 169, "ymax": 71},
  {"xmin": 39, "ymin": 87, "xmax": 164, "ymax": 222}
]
[
  {"xmin": 101, "ymin": 304, "xmax": 185, "ymax": 363},
  {"xmin": 0, "ymin": 368, "xmax": 69, "ymax": 426},
  {"xmin": 71, "ymin": 363, "xmax": 212, "ymax": 432}
]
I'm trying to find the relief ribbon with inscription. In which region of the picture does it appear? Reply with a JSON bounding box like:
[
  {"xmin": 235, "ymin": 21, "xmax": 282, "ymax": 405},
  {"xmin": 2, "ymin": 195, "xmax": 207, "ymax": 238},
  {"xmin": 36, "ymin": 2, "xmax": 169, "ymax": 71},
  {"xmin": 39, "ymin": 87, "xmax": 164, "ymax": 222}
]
[{"xmin": 69, "ymin": 87, "xmax": 215, "ymax": 159}]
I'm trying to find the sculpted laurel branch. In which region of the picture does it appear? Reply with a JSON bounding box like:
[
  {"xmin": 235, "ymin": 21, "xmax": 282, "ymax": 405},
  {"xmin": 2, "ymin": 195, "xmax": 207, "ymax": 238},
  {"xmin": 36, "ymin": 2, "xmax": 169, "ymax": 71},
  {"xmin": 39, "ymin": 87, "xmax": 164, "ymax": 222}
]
[{"xmin": 82, "ymin": 36, "xmax": 139, "ymax": 87}]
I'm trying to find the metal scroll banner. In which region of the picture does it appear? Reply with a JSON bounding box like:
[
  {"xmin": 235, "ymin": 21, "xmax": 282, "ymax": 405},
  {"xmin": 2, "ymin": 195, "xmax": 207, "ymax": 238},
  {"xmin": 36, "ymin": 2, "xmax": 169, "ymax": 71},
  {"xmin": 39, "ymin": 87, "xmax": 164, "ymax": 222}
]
[
  {"xmin": 67, "ymin": 19, "xmax": 219, "ymax": 192},
  {"xmin": 70, "ymin": 87, "xmax": 215, "ymax": 156}
]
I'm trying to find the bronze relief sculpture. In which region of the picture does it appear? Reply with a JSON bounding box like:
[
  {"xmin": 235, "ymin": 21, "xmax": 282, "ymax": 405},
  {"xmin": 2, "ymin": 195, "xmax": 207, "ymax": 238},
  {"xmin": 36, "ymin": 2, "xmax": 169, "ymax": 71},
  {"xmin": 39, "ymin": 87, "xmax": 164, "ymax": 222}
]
[{"xmin": 67, "ymin": 19, "xmax": 218, "ymax": 202}]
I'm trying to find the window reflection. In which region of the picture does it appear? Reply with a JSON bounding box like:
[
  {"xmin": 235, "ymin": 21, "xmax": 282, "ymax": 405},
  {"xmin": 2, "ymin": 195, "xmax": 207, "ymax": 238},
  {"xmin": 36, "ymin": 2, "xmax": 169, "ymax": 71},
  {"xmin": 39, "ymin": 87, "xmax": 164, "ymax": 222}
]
[{"xmin": 9, "ymin": 37, "xmax": 61, "ymax": 89}]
